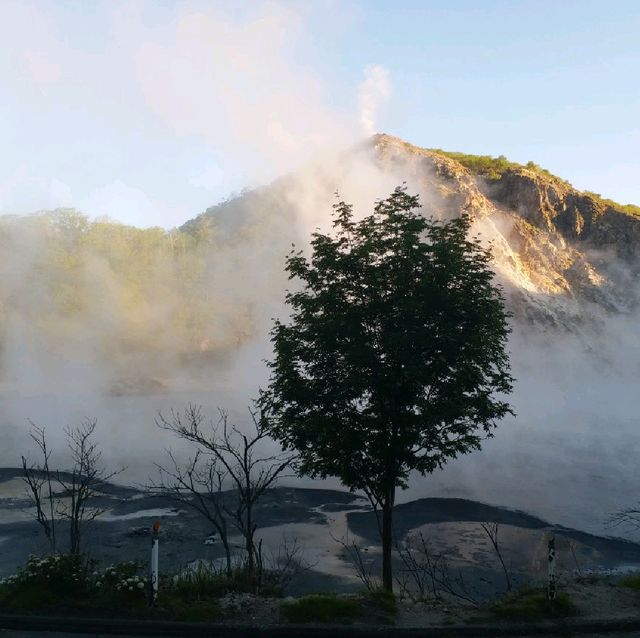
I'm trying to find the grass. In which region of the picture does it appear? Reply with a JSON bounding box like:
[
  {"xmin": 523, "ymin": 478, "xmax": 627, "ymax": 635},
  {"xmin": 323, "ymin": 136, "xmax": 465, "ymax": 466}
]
[
  {"xmin": 431, "ymin": 150, "xmax": 640, "ymax": 218},
  {"xmin": 166, "ymin": 562, "xmax": 284, "ymax": 599},
  {"xmin": 361, "ymin": 588, "xmax": 397, "ymax": 624},
  {"xmin": 582, "ymin": 191, "xmax": 640, "ymax": 218},
  {"xmin": 431, "ymin": 150, "xmax": 522, "ymax": 181},
  {"xmin": 281, "ymin": 589, "xmax": 398, "ymax": 625},
  {"xmin": 281, "ymin": 593, "xmax": 362, "ymax": 624},
  {"xmin": 158, "ymin": 593, "xmax": 221, "ymax": 622},
  {"xmin": 430, "ymin": 149, "xmax": 564, "ymax": 183},
  {"xmin": 0, "ymin": 554, "xmax": 242, "ymax": 622},
  {"xmin": 617, "ymin": 573, "xmax": 640, "ymax": 591},
  {"xmin": 492, "ymin": 587, "xmax": 578, "ymax": 622}
]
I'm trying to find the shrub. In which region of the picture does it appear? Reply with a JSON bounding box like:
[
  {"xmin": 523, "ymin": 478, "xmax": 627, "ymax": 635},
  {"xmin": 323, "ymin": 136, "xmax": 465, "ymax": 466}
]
[
  {"xmin": 363, "ymin": 587, "xmax": 396, "ymax": 613},
  {"xmin": 432, "ymin": 149, "xmax": 565, "ymax": 184},
  {"xmin": 492, "ymin": 588, "xmax": 578, "ymax": 621},
  {"xmin": 159, "ymin": 593, "xmax": 221, "ymax": 622},
  {"xmin": 282, "ymin": 594, "xmax": 361, "ymax": 624},
  {"xmin": 165, "ymin": 563, "xmax": 229, "ymax": 601},
  {"xmin": 618, "ymin": 573, "xmax": 640, "ymax": 591},
  {"xmin": 93, "ymin": 561, "xmax": 148, "ymax": 610},
  {"xmin": 360, "ymin": 588, "xmax": 397, "ymax": 624},
  {"xmin": 0, "ymin": 556, "xmax": 152, "ymax": 614},
  {"xmin": 0, "ymin": 554, "xmax": 96, "ymax": 611},
  {"xmin": 583, "ymin": 191, "xmax": 640, "ymax": 218},
  {"xmin": 432, "ymin": 150, "xmax": 519, "ymax": 181},
  {"xmin": 165, "ymin": 563, "xmax": 285, "ymax": 600}
]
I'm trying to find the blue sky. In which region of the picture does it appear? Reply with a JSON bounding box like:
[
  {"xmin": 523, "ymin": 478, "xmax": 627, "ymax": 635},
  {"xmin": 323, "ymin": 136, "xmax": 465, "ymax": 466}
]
[{"xmin": 1, "ymin": 0, "xmax": 638, "ymax": 228}]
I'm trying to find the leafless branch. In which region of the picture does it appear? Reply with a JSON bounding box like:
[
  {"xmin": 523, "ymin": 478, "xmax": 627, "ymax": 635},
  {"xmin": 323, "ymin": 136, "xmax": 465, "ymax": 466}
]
[
  {"xmin": 395, "ymin": 532, "xmax": 479, "ymax": 605},
  {"xmin": 155, "ymin": 402, "xmax": 295, "ymax": 588},
  {"xmin": 21, "ymin": 418, "xmax": 122, "ymax": 554},
  {"xmin": 480, "ymin": 522, "xmax": 512, "ymax": 591},
  {"xmin": 331, "ymin": 531, "xmax": 381, "ymax": 592}
]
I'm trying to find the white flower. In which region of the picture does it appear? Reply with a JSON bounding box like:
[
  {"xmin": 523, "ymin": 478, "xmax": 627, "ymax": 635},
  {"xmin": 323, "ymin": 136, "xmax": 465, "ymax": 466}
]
[{"xmin": 137, "ymin": 582, "xmax": 144, "ymax": 590}]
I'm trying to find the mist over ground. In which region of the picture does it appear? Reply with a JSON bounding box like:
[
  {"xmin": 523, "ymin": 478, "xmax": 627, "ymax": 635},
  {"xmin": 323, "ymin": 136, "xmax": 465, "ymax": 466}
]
[{"xmin": 1, "ymin": 145, "xmax": 639, "ymax": 540}]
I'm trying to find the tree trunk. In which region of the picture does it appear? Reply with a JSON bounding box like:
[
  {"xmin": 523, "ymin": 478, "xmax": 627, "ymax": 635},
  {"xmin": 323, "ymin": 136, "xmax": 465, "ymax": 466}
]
[
  {"xmin": 70, "ymin": 519, "xmax": 80, "ymax": 554},
  {"xmin": 245, "ymin": 501, "xmax": 254, "ymax": 573},
  {"xmin": 221, "ymin": 535, "xmax": 232, "ymax": 578},
  {"xmin": 381, "ymin": 485, "xmax": 395, "ymax": 591}
]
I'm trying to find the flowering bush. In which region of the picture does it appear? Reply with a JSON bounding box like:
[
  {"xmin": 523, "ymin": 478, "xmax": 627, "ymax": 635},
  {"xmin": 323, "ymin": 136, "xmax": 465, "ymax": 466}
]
[
  {"xmin": 0, "ymin": 554, "xmax": 94, "ymax": 596},
  {"xmin": 0, "ymin": 555, "xmax": 149, "ymax": 612},
  {"xmin": 0, "ymin": 554, "xmax": 96, "ymax": 611},
  {"xmin": 93, "ymin": 561, "xmax": 148, "ymax": 603},
  {"xmin": 0, "ymin": 555, "xmax": 223, "ymax": 620}
]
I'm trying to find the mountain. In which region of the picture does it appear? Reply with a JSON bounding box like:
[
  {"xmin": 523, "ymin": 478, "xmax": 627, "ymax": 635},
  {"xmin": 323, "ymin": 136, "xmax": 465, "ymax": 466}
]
[
  {"xmin": 186, "ymin": 133, "xmax": 640, "ymax": 331},
  {"xmin": 1, "ymin": 134, "xmax": 638, "ymax": 394},
  {"xmin": 369, "ymin": 134, "xmax": 640, "ymax": 328}
]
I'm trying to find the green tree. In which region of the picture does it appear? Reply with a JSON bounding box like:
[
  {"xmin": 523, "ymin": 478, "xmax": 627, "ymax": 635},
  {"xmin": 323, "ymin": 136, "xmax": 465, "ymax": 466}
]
[{"xmin": 261, "ymin": 186, "xmax": 514, "ymax": 591}]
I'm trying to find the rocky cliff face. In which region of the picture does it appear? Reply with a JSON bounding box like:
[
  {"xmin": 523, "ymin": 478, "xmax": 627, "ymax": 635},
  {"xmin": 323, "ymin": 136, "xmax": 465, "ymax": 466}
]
[{"xmin": 368, "ymin": 134, "xmax": 640, "ymax": 330}]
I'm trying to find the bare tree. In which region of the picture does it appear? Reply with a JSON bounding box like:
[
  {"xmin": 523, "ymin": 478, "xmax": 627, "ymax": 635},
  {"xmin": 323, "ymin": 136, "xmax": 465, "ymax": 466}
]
[
  {"xmin": 480, "ymin": 522, "xmax": 512, "ymax": 591},
  {"xmin": 55, "ymin": 419, "xmax": 121, "ymax": 554},
  {"xmin": 21, "ymin": 423, "xmax": 57, "ymax": 552},
  {"xmin": 156, "ymin": 404, "xmax": 295, "ymax": 583},
  {"xmin": 331, "ymin": 532, "xmax": 381, "ymax": 592},
  {"xmin": 21, "ymin": 419, "xmax": 121, "ymax": 554},
  {"xmin": 395, "ymin": 532, "xmax": 479, "ymax": 605},
  {"xmin": 149, "ymin": 448, "xmax": 234, "ymax": 577},
  {"xmin": 262, "ymin": 535, "xmax": 314, "ymax": 591}
]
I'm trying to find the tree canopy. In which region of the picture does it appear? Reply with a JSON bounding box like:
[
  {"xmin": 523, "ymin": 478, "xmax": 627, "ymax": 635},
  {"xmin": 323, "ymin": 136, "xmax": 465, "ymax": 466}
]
[{"xmin": 262, "ymin": 185, "xmax": 514, "ymax": 589}]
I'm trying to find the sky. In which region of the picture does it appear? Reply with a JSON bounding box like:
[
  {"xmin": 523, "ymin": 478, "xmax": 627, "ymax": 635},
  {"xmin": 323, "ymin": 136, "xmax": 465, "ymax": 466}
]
[{"xmin": 0, "ymin": 0, "xmax": 638, "ymax": 229}]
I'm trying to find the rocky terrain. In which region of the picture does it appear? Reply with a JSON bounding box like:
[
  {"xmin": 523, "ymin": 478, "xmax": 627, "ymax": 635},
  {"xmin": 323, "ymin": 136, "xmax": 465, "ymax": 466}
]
[
  {"xmin": 2, "ymin": 468, "xmax": 640, "ymax": 598},
  {"xmin": 179, "ymin": 132, "xmax": 640, "ymax": 340},
  {"xmin": 369, "ymin": 135, "xmax": 640, "ymax": 328}
]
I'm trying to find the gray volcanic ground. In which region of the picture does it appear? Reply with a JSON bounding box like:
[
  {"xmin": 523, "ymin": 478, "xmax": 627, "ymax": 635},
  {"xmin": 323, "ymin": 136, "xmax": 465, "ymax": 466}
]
[{"xmin": 1, "ymin": 470, "xmax": 640, "ymax": 597}]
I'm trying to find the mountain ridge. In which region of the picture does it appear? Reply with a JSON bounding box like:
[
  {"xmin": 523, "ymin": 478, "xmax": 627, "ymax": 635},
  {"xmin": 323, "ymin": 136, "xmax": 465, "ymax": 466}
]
[{"xmin": 0, "ymin": 134, "xmax": 638, "ymax": 394}]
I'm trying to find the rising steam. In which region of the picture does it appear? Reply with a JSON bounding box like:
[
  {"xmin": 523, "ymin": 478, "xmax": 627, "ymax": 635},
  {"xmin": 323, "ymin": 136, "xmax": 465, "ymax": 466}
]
[{"xmin": 358, "ymin": 65, "xmax": 392, "ymax": 136}]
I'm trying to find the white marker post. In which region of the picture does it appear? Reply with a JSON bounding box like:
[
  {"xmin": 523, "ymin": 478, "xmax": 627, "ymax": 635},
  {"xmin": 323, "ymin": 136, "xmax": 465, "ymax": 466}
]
[
  {"xmin": 547, "ymin": 535, "xmax": 556, "ymax": 601},
  {"xmin": 150, "ymin": 521, "xmax": 160, "ymax": 606}
]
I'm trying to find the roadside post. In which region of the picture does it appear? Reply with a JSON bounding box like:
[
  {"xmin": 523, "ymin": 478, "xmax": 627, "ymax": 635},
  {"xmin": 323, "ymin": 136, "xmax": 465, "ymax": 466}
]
[
  {"xmin": 547, "ymin": 534, "xmax": 556, "ymax": 601},
  {"xmin": 150, "ymin": 521, "xmax": 160, "ymax": 606}
]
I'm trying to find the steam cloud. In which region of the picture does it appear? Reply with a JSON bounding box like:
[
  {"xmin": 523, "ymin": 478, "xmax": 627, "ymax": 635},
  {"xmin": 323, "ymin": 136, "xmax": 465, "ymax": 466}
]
[
  {"xmin": 358, "ymin": 65, "xmax": 392, "ymax": 136},
  {"xmin": 0, "ymin": 2, "xmax": 639, "ymax": 541}
]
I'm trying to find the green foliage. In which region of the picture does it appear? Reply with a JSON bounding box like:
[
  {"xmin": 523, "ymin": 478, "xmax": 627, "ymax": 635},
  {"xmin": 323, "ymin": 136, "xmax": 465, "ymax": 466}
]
[
  {"xmin": 0, "ymin": 207, "xmax": 257, "ymax": 366},
  {"xmin": 0, "ymin": 556, "xmax": 149, "ymax": 617},
  {"xmin": 263, "ymin": 185, "xmax": 513, "ymax": 496},
  {"xmin": 433, "ymin": 150, "xmax": 519, "ymax": 180},
  {"xmin": 0, "ymin": 554, "xmax": 95, "ymax": 611},
  {"xmin": 166, "ymin": 563, "xmax": 228, "ymax": 601},
  {"xmin": 165, "ymin": 563, "xmax": 284, "ymax": 600},
  {"xmin": 93, "ymin": 561, "xmax": 148, "ymax": 610},
  {"xmin": 158, "ymin": 594, "xmax": 221, "ymax": 622},
  {"xmin": 617, "ymin": 573, "xmax": 640, "ymax": 590},
  {"xmin": 263, "ymin": 186, "xmax": 513, "ymax": 590},
  {"xmin": 432, "ymin": 149, "xmax": 561, "ymax": 182},
  {"xmin": 0, "ymin": 555, "xmax": 225, "ymax": 620},
  {"xmin": 282, "ymin": 591, "xmax": 395, "ymax": 624},
  {"xmin": 582, "ymin": 192, "xmax": 640, "ymax": 218},
  {"xmin": 361, "ymin": 588, "xmax": 397, "ymax": 623},
  {"xmin": 282, "ymin": 594, "xmax": 361, "ymax": 623},
  {"xmin": 492, "ymin": 588, "xmax": 578, "ymax": 621}
]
